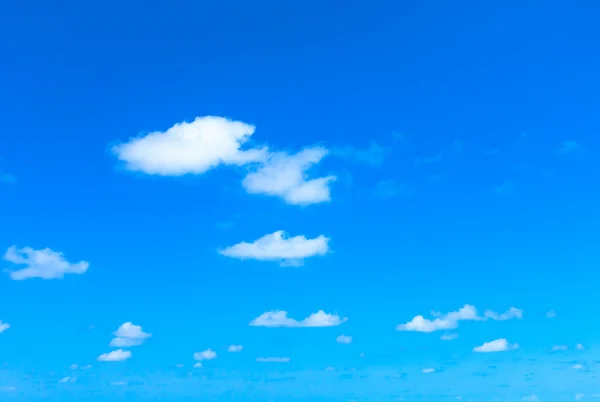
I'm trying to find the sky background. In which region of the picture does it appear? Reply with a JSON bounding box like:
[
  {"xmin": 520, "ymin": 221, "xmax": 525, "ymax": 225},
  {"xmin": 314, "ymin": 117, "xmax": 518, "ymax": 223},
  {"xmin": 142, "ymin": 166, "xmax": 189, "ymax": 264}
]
[{"xmin": 1, "ymin": 0, "xmax": 600, "ymax": 401}]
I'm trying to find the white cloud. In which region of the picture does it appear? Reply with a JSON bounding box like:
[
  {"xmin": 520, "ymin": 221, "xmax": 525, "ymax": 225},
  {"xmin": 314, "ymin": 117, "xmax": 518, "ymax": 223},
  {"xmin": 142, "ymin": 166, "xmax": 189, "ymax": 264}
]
[
  {"xmin": 546, "ymin": 310, "xmax": 557, "ymax": 318},
  {"xmin": 495, "ymin": 180, "xmax": 514, "ymax": 194},
  {"xmin": 228, "ymin": 345, "xmax": 243, "ymax": 352},
  {"xmin": 0, "ymin": 320, "xmax": 10, "ymax": 333},
  {"xmin": 3, "ymin": 246, "xmax": 89, "ymax": 280},
  {"xmin": 556, "ymin": 140, "xmax": 580, "ymax": 154},
  {"xmin": 112, "ymin": 116, "xmax": 266, "ymax": 175},
  {"xmin": 336, "ymin": 335, "xmax": 352, "ymax": 344},
  {"xmin": 522, "ymin": 395, "xmax": 539, "ymax": 402},
  {"xmin": 421, "ymin": 368, "xmax": 435, "ymax": 374},
  {"xmin": 193, "ymin": 349, "xmax": 217, "ymax": 361},
  {"xmin": 573, "ymin": 364, "xmax": 584, "ymax": 370},
  {"xmin": 256, "ymin": 357, "xmax": 290, "ymax": 363},
  {"xmin": 58, "ymin": 376, "xmax": 76, "ymax": 383},
  {"xmin": 110, "ymin": 322, "xmax": 151, "ymax": 347},
  {"xmin": 219, "ymin": 230, "xmax": 329, "ymax": 266},
  {"xmin": 0, "ymin": 386, "xmax": 16, "ymax": 392},
  {"xmin": 175, "ymin": 364, "xmax": 184, "ymax": 368},
  {"xmin": 250, "ymin": 310, "xmax": 347, "ymax": 328},
  {"xmin": 441, "ymin": 333, "xmax": 458, "ymax": 341},
  {"xmin": 473, "ymin": 339, "xmax": 518, "ymax": 353},
  {"xmin": 193, "ymin": 362, "xmax": 202, "ymax": 368},
  {"xmin": 69, "ymin": 364, "xmax": 78, "ymax": 370},
  {"xmin": 577, "ymin": 343, "xmax": 584, "ymax": 350},
  {"xmin": 98, "ymin": 349, "xmax": 131, "ymax": 362},
  {"xmin": 552, "ymin": 345, "xmax": 568, "ymax": 351},
  {"xmin": 242, "ymin": 147, "xmax": 336, "ymax": 205},
  {"xmin": 576, "ymin": 393, "xmax": 585, "ymax": 400},
  {"xmin": 396, "ymin": 305, "xmax": 522, "ymax": 333}
]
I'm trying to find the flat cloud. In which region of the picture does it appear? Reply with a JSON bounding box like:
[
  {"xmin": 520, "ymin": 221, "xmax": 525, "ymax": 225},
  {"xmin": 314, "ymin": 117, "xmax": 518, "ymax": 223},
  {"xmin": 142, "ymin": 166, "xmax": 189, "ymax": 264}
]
[
  {"xmin": 421, "ymin": 368, "xmax": 435, "ymax": 374},
  {"xmin": 3, "ymin": 246, "xmax": 89, "ymax": 280},
  {"xmin": 98, "ymin": 349, "xmax": 131, "ymax": 362},
  {"xmin": 256, "ymin": 357, "xmax": 290, "ymax": 363},
  {"xmin": 552, "ymin": 345, "xmax": 568, "ymax": 351},
  {"xmin": 112, "ymin": 116, "xmax": 335, "ymax": 205},
  {"xmin": 396, "ymin": 304, "xmax": 522, "ymax": 333},
  {"xmin": 219, "ymin": 230, "xmax": 329, "ymax": 266},
  {"xmin": 242, "ymin": 147, "xmax": 336, "ymax": 205},
  {"xmin": 228, "ymin": 345, "xmax": 243, "ymax": 352},
  {"xmin": 194, "ymin": 349, "xmax": 217, "ymax": 361},
  {"xmin": 441, "ymin": 333, "xmax": 458, "ymax": 341},
  {"xmin": 473, "ymin": 338, "xmax": 518, "ymax": 353},
  {"xmin": 250, "ymin": 310, "xmax": 347, "ymax": 328},
  {"xmin": 336, "ymin": 335, "xmax": 352, "ymax": 344},
  {"xmin": 0, "ymin": 320, "xmax": 10, "ymax": 333},
  {"xmin": 110, "ymin": 322, "xmax": 151, "ymax": 347}
]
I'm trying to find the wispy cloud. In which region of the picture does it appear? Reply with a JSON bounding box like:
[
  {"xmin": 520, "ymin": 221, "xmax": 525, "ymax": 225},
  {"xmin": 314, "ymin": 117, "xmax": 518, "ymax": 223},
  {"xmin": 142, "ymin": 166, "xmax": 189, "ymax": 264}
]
[
  {"xmin": 0, "ymin": 320, "xmax": 10, "ymax": 334},
  {"xmin": 373, "ymin": 179, "xmax": 411, "ymax": 198},
  {"xmin": 256, "ymin": 357, "xmax": 290, "ymax": 363},
  {"xmin": 441, "ymin": 333, "xmax": 458, "ymax": 341},
  {"xmin": 194, "ymin": 349, "xmax": 217, "ymax": 361},
  {"xmin": 3, "ymin": 246, "xmax": 89, "ymax": 280},
  {"xmin": 336, "ymin": 335, "xmax": 352, "ymax": 344},
  {"xmin": 228, "ymin": 345, "xmax": 243, "ymax": 353},
  {"xmin": 552, "ymin": 345, "xmax": 568, "ymax": 351},
  {"xmin": 421, "ymin": 368, "xmax": 435, "ymax": 374},
  {"xmin": 546, "ymin": 310, "xmax": 557, "ymax": 318},
  {"xmin": 415, "ymin": 153, "xmax": 443, "ymax": 165},
  {"xmin": 330, "ymin": 141, "xmax": 390, "ymax": 167},
  {"xmin": 495, "ymin": 180, "xmax": 514, "ymax": 195},
  {"xmin": 250, "ymin": 310, "xmax": 347, "ymax": 328},
  {"xmin": 555, "ymin": 140, "xmax": 580, "ymax": 154}
]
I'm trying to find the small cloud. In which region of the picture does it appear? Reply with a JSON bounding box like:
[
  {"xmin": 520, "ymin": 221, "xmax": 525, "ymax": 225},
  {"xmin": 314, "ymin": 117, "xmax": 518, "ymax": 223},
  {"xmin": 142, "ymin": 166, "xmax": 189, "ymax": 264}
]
[
  {"xmin": 573, "ymin": 363, "xmax": 584, "ymax": 370},
  {"xmin": 336, "ymin": 335, "xmax": 352, "ymax": 344},
  {"xmin": 110, "ymin": 322, "xmax": 151, "ymax": 347},
  {"xmin": 331, "ymin": 141, "xmax": 390, "ymax": 167},
  {"xmin": 555, "ymin": 140, "xmax": 580, "ymax": 154},
  {"xmin": 3, "ymin": 246, "xmax": 89, "ymax": 280},
  {"xmin": 495, "ymin": 180, "xmax": 514, "ymax": 195},
  {"xmin": 111, "ymin": 381, "xmax": 127, "ymax": 386},
  {"xmin": 453, "ymin": 140, "xmax": 464, "ymax": 154},
  {"xmin": 256, "ymin": 357, "xmax": 290, "ymax": 363},
  {"xmin": 193, "ymin": 362, "xmax": 202, "ymax": 368},
  {"xmin": 546, "ymin": 310, "xmax": 557, "ymax": 318},
  {"xmin": 441, "ymin": 333, "xmax": 458, "ymax": 341},
  {"xmin": 392, "ymin": 131, "xmax": 404, "ymax": 140},
  {"xmin": 228, "ymin": 345, "xmax": 243, "ymax": 352},
  {"xmin": 219, "ymin": 230, "xmax": 329, "ymax": 266},
  {"xmin": 373, "ymin": 179, "xmax": 411, "ymax": 198},
  {"xmin": 193, "ymin": 349, "xmax": 217, "ymax": 361},
  {"xmin": 576, "ymin": 344, "xmax": 584, "ymax": 350},
  {"xmin": 552, "ymin": 345, "xmax": 568, "ymax": 351},
  {"xmin": 175, "ymin": 364, "xmax": 184, "ymax": 368},
  {"xmin": 483, "ymin": 307, "xmax": 523, "ymax": 320},
  {"xmin": 58, "ymin": 376, "xmax": 76, "ymax": 383},
  {"xmin": 0, "ymin": 173, "xmax": 17, "ymax": 183},
  {"xmin": 485, "ymin": 149, "xmax": 500, "ymax": 156},
  {"xmin": 0, "ymin": 386, "xmax": 16, "ymax": 392},
  {"xmin": 415, "ymin": 153, "xmax": 442, "ymax": 165},
  {"xmin": 98, "ymin": 349, "xmax": 131, "ymax": 362},
  {"xmin": 576, "ymin": 393, "xmax": 585, "ymax": 400},
  {"xmin": 69, "ymin": 364, "xmax": 78, "ymax": 370},
  {"xmin": 359, "ymin": 352, "xmax": 365, "ymax": 358},
  {"xmin": 421, "ymin": 368, "xmax": 435, "ymax": 374},
  {"xmin": 522, "ymin": 395, "xmax": 539, "ymax": 402},
  {"xmin": 473, "ymin": 339, "xmax": 518, "ymax": 353},
  {"xmin": 0, "ymin": 320, "xmax": 10, "ymax": 334},
  {"xmin": 250, "ymin": 310, "xmax": 347, "ymax": 328}
]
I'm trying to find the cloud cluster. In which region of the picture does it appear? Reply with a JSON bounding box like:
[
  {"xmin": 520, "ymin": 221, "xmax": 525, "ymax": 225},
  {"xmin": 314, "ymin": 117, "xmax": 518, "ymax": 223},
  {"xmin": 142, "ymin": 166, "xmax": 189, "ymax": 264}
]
[
  {"xmin": 220, "ymin": 230, "xmax": 329, "ymax": 266},
  {"xmin": 110, "ymin": 322, "xmax": 151, "ymax": 347},
  {"xmin": 194, "ymin": 349, "xmax": 217, "ymax": 361},
  {"xmin": 112, "ymin": 116, "xmax": 335, "ymax": 205},
  {"xmin": 250, "ymin": 310, "xmax": 347, "ymax": 328},
  {"xmin": 396, "ymin": 305, "xmax": 522, "ymax": 333},
  {"xmin": 3, "ymin": 246, "xmax": 89, "ymax": 280}
]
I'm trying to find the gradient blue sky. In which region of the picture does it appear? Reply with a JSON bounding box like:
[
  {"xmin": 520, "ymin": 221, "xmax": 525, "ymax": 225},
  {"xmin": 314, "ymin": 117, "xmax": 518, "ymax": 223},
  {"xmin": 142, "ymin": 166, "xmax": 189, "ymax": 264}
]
[{"xmin": 1, "ymin": 0, "xmax": 600, "ymax": 401}]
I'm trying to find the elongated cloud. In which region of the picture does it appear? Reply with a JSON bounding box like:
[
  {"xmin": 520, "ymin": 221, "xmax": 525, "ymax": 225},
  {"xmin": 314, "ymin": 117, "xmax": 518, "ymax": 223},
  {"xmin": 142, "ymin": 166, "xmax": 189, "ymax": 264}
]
[
  {"xmin": 396, "ymin": 305, "xmax": 522, "ymax": 333},
  {"xmin": 194, "ymin": 349, "xmax": 217, "ymax": 361},
  {"xmin": 219, "ymin": 230, "xmax": 329, "ymax": 266},
  {"xmin": 256, "ymin": 357, "xmax": 290, "ymax": 363},
  {"xmin": 98, "ymin": 349, "xmax": 131, "ymax": 362},
  {"xmin": 250, "ymin": 310, "xmax": 347, "ymax": 328},
  {"xmin": 473, "ymin": 338, "xmax": 518, "ymax": 353},
  {"xmin": 0, "ymin": 320, "xmax": 9, "ymax": 333},
  {"xmin": 110, "ymin": 322, "xmax": 151, "ymax": 347},
  {"xmin": 228, "ymin": 345, "xmax": 243, "ymax": 352},
  {"xmin": 3, "ymin": 246, "xmax": 89, "ymax": 280},
  {"xmin": 336, "ymin": 335, "xmax": 352, "ymax": 344}
]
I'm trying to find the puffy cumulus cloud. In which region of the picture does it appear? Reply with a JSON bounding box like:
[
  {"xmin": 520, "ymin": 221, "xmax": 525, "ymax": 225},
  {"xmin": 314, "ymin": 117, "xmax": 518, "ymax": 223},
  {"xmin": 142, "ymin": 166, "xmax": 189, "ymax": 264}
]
[
  {"xmin": 573, "ymin": 364, "xmax": 584, "ymax": 370},
  {"xmin": 336, "ymin": 335, "xmax": 352, "ymax": 344},
  {"xmin": 3, "ymin": 246, "xmax": 89, "ymax": 280},
  {"xmin": 98, "ymin": 349, "xmax": 131, "ymax": 362},
  {"xmin": 219, "ymin": 230, "xmax": 329, "ymax": 266},
  {"xmin": 193, "ymin": 349, "xmax": 217, "ymax": 361},
  {"xmin": 110, "ymin": 322, "xmax": 151, "ymax": 347},
  {"xmin": 256, "ymin": 357, "xmax": 290, "ymax": 363},
  {"xmin": 0, "ymin": 320, "xmax": 10, "ymax": 333},
  {"xmin": 250, "ymin": 310, "xmax": 347, "ymax": 328},
  {"xmin": 421, "ymin": 368, "xmax": 435, "ymax": 374},
  {"xmin": 228, "ymin": 345, "xmax": 243, "ymax": 353},
  {"xmin": 242, "ymin": 147, "xmax": 336, "ymax": 206},
  {"xmin": 396, "ymin": 305, "xmax": 522, "ymax": 333},
  {"xmin": 473, "ymin": 338, "xmax": 518, "ymax": 353},
  {"xmin": 112, "ymin": 116, "xmax": 266, "ymax": 176}
]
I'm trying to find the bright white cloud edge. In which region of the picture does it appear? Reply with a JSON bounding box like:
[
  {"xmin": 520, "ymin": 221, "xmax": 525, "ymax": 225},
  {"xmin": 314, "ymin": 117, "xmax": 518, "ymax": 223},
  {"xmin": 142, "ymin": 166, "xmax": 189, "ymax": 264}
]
[{"xmin": 250, "ymin": 310, "xmax": 347, "ymax": 328}]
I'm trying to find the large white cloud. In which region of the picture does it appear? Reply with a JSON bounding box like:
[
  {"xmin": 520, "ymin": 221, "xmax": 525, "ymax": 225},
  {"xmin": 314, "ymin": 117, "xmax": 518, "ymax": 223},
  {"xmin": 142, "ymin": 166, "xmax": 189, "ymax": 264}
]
[
  {"xmin": 98, "ymin": 349, "xmax": 131, "ymax": 362},
  {"xmin": 112, "ymin": 116, "xmax": 266, "ymax": 175},
  {"xmin": 0, "ymin": 320, "xmax": 10, "ymax": 333},
  {"xmin": 3, "ymin": 246, "xmax": 89, "ymax": 280},
  {"xmin": 242, "ymin": 147, "xmax": 336, "ymax": 205},
  {"xmin": 110, "ymin": 322, "xmax": 151, "ymax": 347},
  {"xmin": 112, "ymin": 116, "xmax": 335, "ymax": 205},
  {"xmin": 473, "ymin": 338, "xmax": 518, "ymax": 353},
  {"xmin": 219, "ymin": 230, "xmax": 329, "ymax": 266},
  {"xmin": 250, "ymin": 310, "xmax": 347, "ymax": 328},
  {"xmin": 396, "ymin": 305, "xmax": 523, "ymax": 333}
]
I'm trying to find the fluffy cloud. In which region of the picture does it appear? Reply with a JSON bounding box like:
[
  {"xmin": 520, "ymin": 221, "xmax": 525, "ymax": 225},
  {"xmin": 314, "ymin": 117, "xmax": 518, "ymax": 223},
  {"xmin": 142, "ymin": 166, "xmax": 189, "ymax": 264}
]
[
  {"xmin": 242, "ymin": 147, "xmax": 336, "ymax": 205},
  {"xmin": 577, "ymin": 343, "xmax": 584, "ymax": 350},
  {"xmin": 110, "ymin": 322, "xmax": 151, "ymax": 347},
  {"xmin": 573, "ymin": 363, "xmax": 584, "ymax": 370},
  {"xmin": 256, "ymin": 357, "xmax": 290, "ymax": 363},
  {"xmin": 193, "ymin": 349, "xmax": 217, "ymax": 361},
  {"xmin": 193, "ymin": 362, "xmax": 202, "ymax": 368},
  {"xmin": 0, "ymin": 320, "xmax": 9, "ymax": 333},
  {"xmin": 396, "ymin": 305, "xmax": 522, "ymax": 333},
  {"xmin": 219, "ymin": 230, "xmax": 329, "ymax": 266},
  {"xmin": 421, "ymin": 368, "xmax": 435, "ymax": 374},
  {"xmin": 3, "ymin": 246, "xmax": 89, "ymax": 280},
  {"xmin": 250, "ymin": 310, "xmax": 347, "ymax": 328},
  {"xmin": 228, "ymin": 345, "xmax": 243, "ymax": 352},
  {"xmin": 98, "ymin": 349, "xmax": 131, "ymax": 362},
  {"xmin": 473, "ymin": 338, "xmax": 518, "ymax": 353},
  {"xmin": 336, "ymin": 335, "xmax": 352, "ymax": 344},
  {"xmin": 112, "ymin": 116, "xmax": 266, "ymax": 175}
]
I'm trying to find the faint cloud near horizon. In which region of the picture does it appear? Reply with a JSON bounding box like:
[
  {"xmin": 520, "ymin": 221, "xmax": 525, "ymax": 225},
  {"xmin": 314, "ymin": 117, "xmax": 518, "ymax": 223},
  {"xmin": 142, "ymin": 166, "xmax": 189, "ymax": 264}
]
[
  {"xmin": 555, "ymin": 140, "xmax": 580, "ymax": 154},
  {"xmin": 495, "ymin": 180, "xmax": 514, "ymax": 195},
  {"xmin": 415, "ymin": 152, "xmax": 443, "ymax": 165},
  {"xmin": 330, "ymin": 141, "xmax": 390, "ymax": 168},
  {"xmin": 373, "ymin": 179, "xmax": 411, "ymax": 198}
]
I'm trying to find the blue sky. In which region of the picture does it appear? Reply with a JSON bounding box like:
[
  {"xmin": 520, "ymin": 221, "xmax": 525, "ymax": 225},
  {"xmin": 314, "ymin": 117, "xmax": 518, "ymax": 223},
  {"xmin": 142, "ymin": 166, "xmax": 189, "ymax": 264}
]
[{"xmin": 1, "ymin": 0, "xmax": 600, "ymax": 401}]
